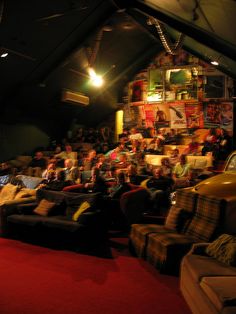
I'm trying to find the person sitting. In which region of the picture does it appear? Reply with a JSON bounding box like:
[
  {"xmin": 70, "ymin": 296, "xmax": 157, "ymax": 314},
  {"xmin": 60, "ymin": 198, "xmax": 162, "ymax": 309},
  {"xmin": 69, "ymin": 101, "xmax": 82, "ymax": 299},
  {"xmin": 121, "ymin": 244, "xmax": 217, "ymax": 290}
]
[
  {"xmin": 145, "ymin": 167, "xmax": 173, "ymax": 214},
  {"xmin": 81, "ymin": 149, "xmax": 97, "ymax": 171},
  {"xmin": 83, "ymin": 167, "xmax": 108, "ymax": 195},
  {"xmin": 54, "ymin": 144, "xmax": 77, "ymax": 168},
  {"xmin": 0, "ymin": 162, "xmax": 13, "ymax": 176},
  {"xmin": 146, "ymin": 137, "xmax": 164, "ymax": 154},
  {"xmin": 169, "ymin": 148, "xmax": 180, "ymax": 166},
  {"xmin": 27, "ymin": 151, "xmax": 47, "ymax": 177},
  {"xmin": 42, "ymin": 162, "xmax": 57, "ymax": 181},
  {"xmin": 184, "ymin": 135, "xmax": 200, "ymax": 155},
  {"xmin": 172, "ymin": 154, "xmax": 192, "ymax": 189},
  {"xmin": 40, "ymin": 169, "xmax": 71, "ymax": 191},
  {"xmin": 201, "ymin": 128, "xmax": 218, "ymax": 157},
  {"xmin": 160, "ymin": 157, "xmax": 172, "ymax": 177},
  {"xmin": 64, "ymin": 158, "xmax": 80, "ymax": 184},
  {"xmin": 108, "ymin": 171, "xmax": 132, "ymax": 200}
]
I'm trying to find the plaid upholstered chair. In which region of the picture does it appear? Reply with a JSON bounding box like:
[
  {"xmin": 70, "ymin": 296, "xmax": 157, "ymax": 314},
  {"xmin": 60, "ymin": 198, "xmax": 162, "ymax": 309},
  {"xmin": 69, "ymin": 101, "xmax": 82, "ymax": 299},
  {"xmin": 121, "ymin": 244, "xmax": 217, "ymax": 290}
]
[{"xmin": 129, "ymin": 187, "xmax": 225, "ymax": 275}]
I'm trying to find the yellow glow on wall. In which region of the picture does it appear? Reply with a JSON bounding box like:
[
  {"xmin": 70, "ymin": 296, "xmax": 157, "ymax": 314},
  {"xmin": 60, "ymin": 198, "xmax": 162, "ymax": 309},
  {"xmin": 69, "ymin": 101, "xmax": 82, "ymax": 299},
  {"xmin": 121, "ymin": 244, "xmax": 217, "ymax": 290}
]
[{"xmin": 115, "ymin": 110, "xmax": 123, "ymax": 142}]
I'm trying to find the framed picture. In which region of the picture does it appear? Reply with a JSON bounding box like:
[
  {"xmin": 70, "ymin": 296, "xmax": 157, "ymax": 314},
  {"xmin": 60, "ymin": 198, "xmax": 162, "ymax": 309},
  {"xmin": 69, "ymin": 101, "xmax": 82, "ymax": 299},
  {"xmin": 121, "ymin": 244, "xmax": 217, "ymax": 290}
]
[{"xmin": 204, "ymin": 75, "xmax": 225, "ymax": 99}]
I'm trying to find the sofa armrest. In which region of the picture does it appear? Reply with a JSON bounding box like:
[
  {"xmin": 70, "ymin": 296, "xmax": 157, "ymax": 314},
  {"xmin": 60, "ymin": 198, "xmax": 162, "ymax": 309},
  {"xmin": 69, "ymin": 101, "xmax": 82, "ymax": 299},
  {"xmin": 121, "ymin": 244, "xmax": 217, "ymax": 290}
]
[
  {"xmin": 188, "ymin": 243, "xmax": 210, "ymax": 255},
  {"xmin": 0, "ymin": 196, "xmax": 36, "ymax": 208},
  {"xmin": 16, "ymin": 202, "xmax": 38, "ymax": 214}
]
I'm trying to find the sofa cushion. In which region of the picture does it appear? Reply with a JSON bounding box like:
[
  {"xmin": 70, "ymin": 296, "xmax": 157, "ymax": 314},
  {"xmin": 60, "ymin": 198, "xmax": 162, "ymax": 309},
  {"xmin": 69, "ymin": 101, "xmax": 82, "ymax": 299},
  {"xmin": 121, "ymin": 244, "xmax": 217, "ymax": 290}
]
[
  {"xmin": 129, "ymin": 224, "xmax": 174, "ymax": 258},
  {"xmin": 41, "ymin": 216, "xmax": 85, "ymax": 232},
  {"xmin": 200, "ymin": 276, "xmax": 236, "ymax": 312},
  {"xmin": 7, "ymin": 214, "xmax": 47, "ymax": 227},
  {"xmin": 33, "ymin": 199, "xmax": 56, "ymax": 216},
  {"xmin": 146, "ymin": 232, "xmax": 196, "ymax": 273},
  {"xmin": 185, "ymin": 195, "xmax": 222, "ymax": 241},
  {"xmin": 206, "ymin": 234, "xmax": 236, "ymax": 266},
  {"xmin": 0, "ymin": 183, "xmax": 19, "ymax": 204},
  {"xmin": 181, "ymin": 254, "xmax": 236, "ymax": 283}
]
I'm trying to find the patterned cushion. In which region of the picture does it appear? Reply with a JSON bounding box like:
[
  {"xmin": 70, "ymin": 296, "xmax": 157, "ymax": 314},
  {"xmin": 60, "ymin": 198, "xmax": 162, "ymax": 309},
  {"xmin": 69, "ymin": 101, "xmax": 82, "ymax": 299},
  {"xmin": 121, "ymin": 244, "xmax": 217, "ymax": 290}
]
[
  {"xmin": 165, "ymin": 206, "xmax": 192, "ymax": 232},
  {"xmin": 206, "ymin": 234, "xmax": 236, "ymax": 266},
  {"xmin": 185, "ymin": 195, "xmax": 222, "ymax": 241},
  {"xmin": 175, "ymin": 187, "xmax": 198, "ymax": 213},
  {"xmin": 129, "ymin": 224, "xmax": 173, "ymax": 258},
  {"xmin": 146, "ymin": 232, "xmax": 196, "ymax": 274}
]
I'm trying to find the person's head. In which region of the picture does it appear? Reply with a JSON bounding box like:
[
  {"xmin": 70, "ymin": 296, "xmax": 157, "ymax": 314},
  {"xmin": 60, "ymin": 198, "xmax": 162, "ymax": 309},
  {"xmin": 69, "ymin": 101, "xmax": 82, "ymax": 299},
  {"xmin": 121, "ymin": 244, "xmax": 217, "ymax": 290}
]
[
  {"xmin": 118, "ymin": 153, "xmax": 127, "ymax": 163},
  {"xmin": 47, "ymin": 162, "xmax": 56, "ymax": 170},
  {"xmin": 55, "ymin": 145, "xmax": 62, "ymax": 154},
  {"xmin": 65, "ymin": 144, "xmax": 72, "ymax": 153},
  {"xmin": 127, "ymin": 163, "xmax": 137, "ymax": 176},
  {"xmin": 88, "ymin": 149, "xmax": 96, "ymax": 160},
  {"xmin": 161, "ymin": 157, "xmax": 170, "ymax": 166},
  {"xmin": 64, "ymin": 159, "xmax": 74, "ymax": 169},
  {"xmin": 171, "ymin": 148, "xmax": 179, "ymax": 157},
  {"xmin": 152, "ymin": 167, "xmax": 163, "ymax": 178},
  {"xmin": 35, "ymin": 151, "xmax": 44, "ymax": 159}
]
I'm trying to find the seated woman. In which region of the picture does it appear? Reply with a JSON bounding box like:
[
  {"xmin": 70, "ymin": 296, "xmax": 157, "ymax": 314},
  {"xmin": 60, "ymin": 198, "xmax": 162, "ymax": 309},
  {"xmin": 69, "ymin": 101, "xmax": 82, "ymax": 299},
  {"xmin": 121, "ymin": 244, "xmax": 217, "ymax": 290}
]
[
  {"xmin": 83, "ymin": 167, "xmax": 108, "ymax": 195},
  {"xmin": 172, "ymin": 154, "xmax": 192, "ymax": 189},
  {"xmin": 146, "ymin": 137, "xmax": 164, "ymax": 154},
  {"xmin": 184, "ymin": 135, "xmax": 200, "ymax": 155},
  {"xmin": 160, "ymin": 157, "xmax": 172, "ymax": 178}
]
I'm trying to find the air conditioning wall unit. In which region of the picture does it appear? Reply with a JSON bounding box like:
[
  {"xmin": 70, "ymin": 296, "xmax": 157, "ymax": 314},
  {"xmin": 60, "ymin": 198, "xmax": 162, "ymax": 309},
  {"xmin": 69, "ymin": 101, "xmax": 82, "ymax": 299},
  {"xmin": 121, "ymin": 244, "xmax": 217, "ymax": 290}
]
[{"xmin": 61, "ymin": 89, "xmax": 89, "ymax": 106}]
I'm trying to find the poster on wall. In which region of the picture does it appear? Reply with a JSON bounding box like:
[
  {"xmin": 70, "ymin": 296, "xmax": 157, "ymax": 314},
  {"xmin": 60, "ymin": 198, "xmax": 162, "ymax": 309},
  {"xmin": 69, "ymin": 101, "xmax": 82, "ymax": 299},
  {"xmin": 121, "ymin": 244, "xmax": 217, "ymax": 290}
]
[
  {"xmin": 169, "ymin": 103, "xmax": 187, "ymax": 128},
  {"xmin": 203, "ymin": 101, "xmax": 233, "ymax": 131},
  {"xmin": 185, "ymin": 103, "xmax": 204, "ymax": 129},
  {"xmin": 144, "ymin": 103, "xmax": 171, "ymax": 129}
]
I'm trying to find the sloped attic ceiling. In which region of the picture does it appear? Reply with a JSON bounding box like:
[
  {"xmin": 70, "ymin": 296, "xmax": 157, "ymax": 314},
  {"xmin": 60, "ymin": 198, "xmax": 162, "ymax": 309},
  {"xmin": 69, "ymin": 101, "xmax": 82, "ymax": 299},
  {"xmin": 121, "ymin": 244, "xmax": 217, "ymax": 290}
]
[{"xmin": 0, "ymin": 0, "xmax": 235, "ymax": 129}]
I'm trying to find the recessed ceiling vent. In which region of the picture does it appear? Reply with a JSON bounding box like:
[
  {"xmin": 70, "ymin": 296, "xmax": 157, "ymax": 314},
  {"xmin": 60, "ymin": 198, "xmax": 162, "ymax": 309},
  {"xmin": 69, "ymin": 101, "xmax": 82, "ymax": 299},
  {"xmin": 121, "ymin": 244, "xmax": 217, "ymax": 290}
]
[{"xmin": 61, "ymin": 89, "xmax": 89, "ymax": 106}]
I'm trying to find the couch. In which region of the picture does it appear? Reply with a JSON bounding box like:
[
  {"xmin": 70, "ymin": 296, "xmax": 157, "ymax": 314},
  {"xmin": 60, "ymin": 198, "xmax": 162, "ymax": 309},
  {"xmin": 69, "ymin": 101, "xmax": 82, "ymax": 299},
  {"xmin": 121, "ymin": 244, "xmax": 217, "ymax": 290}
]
[
  {"xmin": 129, "ymin": 187, "xmax": 236, "ymax": 275},
  {"xmin": 0, "ymin": 181, "xmax": 37, "ymax": 236},
  {"xmin": 5, "ymin": 189, "xmax": 108, "ymax": 250},
  {"xmin": 180, "ymin": 241, "xmax": 236, "ymax": 314}
]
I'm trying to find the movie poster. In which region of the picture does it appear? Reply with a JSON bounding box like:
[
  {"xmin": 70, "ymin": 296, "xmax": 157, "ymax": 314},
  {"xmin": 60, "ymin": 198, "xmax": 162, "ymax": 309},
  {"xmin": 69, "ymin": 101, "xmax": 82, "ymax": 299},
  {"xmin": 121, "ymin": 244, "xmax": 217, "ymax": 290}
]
[
  {"xmin": 185, "ymin": 103, "xmax": 204, "ymax": 129},
  {"xmin": 203, "ymin": 101, "xmax": 233, "ymax": 131},
  {"xmin": 169, "ymin": 103, "xmax": 187, "ymax": 128},
  {"xmin": 144, "ymin": 104, "xmax": 155, "ymax": 128}
]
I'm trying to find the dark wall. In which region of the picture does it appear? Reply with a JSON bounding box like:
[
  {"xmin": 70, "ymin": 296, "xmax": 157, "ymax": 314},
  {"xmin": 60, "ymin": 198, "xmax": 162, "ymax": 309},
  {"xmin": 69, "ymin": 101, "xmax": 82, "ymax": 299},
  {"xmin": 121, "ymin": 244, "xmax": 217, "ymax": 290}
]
[{"xmin": 0, "ymin": 123, "xmax": 50, "ymax": 161}]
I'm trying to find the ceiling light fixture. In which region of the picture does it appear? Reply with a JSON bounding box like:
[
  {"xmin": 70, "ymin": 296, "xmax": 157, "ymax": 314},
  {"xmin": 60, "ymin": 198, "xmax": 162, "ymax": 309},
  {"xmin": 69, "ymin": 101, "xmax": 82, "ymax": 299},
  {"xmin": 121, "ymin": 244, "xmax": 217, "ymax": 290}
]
[
  {"xmin": 0, "ymin": 51, "xmax": 8, "ymax": 58},
  {"xmin": 211, "ymin": 60, "xmax": 219, "ymax": 66},
  {"xmin": 88, "ymin": 67, "xmax": 104, "ymax": 87}
]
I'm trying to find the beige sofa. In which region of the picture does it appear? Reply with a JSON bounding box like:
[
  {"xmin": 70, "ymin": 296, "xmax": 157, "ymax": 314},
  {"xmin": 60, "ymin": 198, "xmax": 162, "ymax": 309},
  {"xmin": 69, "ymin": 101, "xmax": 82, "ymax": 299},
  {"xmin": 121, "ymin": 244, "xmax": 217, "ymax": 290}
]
[{"xmin": 180, "ymin": 242, "xmax": 236, "ymax": 314}]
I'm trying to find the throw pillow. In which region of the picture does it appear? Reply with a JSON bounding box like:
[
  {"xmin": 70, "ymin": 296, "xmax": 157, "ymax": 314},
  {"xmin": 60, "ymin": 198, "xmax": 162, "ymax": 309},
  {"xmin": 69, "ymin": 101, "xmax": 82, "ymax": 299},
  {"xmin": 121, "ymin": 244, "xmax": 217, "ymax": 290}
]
[
  {"xmin": 33, "ymin": 199, "xmax": 56, "ymax": 216},
  {"xmin": 72, "ymin": 201, "xmax": 91, "ymax": 222},
  {"xmin": 165, "ymin": 206, "xmax": 192, "ymax": 232},
  {"xmin": 206, "ymin": 234, "xmax": 236, "ymax": 266},
  {"xmin": 0, "ymin": 183, "xmax": 19, "ymax": 204}
]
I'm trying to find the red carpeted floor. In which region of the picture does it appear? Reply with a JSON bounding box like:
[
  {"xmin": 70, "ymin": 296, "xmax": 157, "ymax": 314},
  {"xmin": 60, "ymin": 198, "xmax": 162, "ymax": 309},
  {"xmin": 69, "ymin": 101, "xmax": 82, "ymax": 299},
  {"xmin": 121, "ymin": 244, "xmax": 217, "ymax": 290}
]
[{"xmin": 0, "ymin": 236, "xmax": 191, "ymax": 314}]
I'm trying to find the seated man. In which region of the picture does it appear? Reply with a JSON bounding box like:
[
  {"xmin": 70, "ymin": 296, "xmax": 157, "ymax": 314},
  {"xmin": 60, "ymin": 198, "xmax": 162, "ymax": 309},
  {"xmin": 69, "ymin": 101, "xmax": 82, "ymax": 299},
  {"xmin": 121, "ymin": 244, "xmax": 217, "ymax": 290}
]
[
  {"xmin": 172, "ymin": 154, "xmax": 192, "ymax": 189},
  {"xmin": 27, "ymin": 151, "xmax": 47, "ymax": 177},
  {"xmin": 145, "ymin": 167, "xmax": 174, "ymax": 213},
  {"xmin": 64, "ymin": 158, "xmax": 80, "ymax": 184}
]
